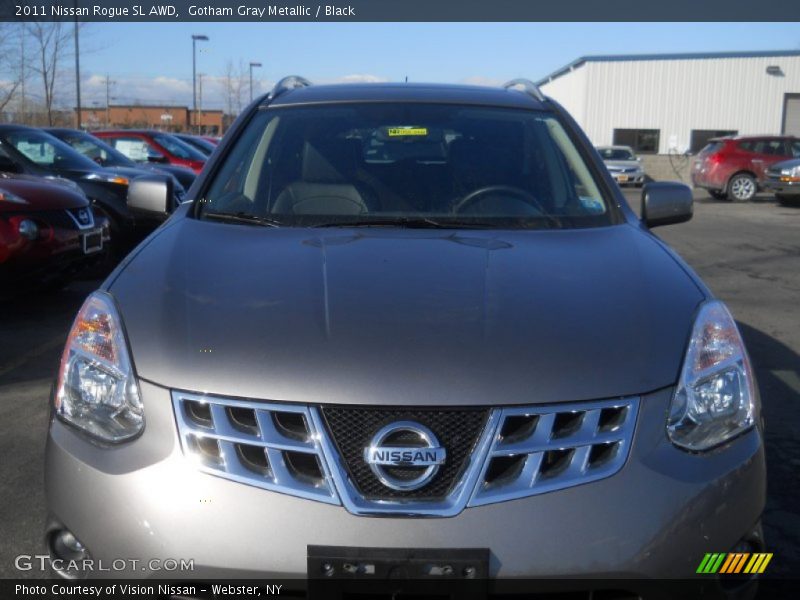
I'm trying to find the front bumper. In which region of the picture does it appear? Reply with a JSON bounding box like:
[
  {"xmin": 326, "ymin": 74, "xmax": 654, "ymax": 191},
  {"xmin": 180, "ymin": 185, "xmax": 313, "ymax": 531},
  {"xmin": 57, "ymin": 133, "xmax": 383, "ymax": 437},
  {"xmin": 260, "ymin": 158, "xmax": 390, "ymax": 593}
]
[
  {"xmin": 610, "ymin": 172, "xmax": 645, "ymax": 185},
  {"xmin": 763, "ymin": 178, "xmax": 800, "ymax": 197},
  {"xmin": 44, "ymin": 381, "xmax": 766, "ymax": 579}
]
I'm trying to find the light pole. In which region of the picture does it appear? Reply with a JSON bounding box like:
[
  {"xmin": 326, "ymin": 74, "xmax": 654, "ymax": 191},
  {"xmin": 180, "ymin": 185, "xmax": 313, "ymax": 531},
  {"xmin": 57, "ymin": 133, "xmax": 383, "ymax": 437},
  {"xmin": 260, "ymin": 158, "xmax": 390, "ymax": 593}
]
[
  {"xmin": 74, "ymin": 3, "xmax": 81, "ymax": 128},
  {"xmin": 249, "ymin": 62, "xmax": 262, "ymax": 102},
  {"xmin": 191, "ymin": 34, "xmax": 209, "ymax": 132}
]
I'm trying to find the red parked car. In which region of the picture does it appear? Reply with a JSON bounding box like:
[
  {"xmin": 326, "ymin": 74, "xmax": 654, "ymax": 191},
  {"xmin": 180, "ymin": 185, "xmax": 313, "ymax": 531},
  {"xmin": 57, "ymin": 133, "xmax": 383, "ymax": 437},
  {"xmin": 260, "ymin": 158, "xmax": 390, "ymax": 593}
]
[
  {"xmin": 0, "ymin": 174, "xmax": 110, "ymax": 291},
  {"xmin": 93, "ymin": 130, "xmax": 207, "ymax": 174},
  {"xmin": 692, "ymin": 135, "xmax": 800, "ymax": 202}
]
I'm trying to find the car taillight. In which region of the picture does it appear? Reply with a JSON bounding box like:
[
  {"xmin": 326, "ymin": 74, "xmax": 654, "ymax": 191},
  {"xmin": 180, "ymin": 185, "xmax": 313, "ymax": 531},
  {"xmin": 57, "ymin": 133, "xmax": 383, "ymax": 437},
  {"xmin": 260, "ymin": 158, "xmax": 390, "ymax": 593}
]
[{"xmin": 707, "ymin": 153, "xmax": 723, "ymax": 165}]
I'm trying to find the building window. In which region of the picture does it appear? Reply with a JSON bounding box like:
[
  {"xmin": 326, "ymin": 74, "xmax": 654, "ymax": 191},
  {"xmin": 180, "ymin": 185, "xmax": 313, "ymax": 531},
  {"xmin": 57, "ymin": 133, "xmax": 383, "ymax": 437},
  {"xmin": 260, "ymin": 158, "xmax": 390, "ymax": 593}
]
[
  {"xmin": 690, "ymin": 130, "xmax": 737, "ymax": 154},
  {"xmin": 612, "ymin": 129, "xmax": 660, "ymax": 154}
]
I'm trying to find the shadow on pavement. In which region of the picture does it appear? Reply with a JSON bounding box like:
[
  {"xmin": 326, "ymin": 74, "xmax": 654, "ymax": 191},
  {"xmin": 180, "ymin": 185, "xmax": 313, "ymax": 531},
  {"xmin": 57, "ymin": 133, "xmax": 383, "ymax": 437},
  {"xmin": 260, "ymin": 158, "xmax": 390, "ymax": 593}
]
[{"xmin": 737, "ymin": 322, "xmax": 800, "ymax": 577}]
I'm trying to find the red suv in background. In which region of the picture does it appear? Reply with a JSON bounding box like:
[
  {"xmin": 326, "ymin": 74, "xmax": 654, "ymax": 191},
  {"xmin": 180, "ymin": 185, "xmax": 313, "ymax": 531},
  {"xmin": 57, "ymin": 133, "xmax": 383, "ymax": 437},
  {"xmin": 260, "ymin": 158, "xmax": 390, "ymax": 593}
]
[
  {"xmin": 691, "ymin": 135, "xmax": 800, "ymax": 202},
  {"xmin": 93, "ymin": 130, "xmax": 207, "ymax": 174}
]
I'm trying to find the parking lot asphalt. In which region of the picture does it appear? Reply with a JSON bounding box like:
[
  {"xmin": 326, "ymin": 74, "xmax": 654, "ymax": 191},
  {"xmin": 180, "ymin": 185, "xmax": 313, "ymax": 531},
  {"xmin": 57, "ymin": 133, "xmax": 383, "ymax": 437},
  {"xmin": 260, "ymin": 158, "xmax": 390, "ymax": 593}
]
[{"xmin": 0, "ymin": 190, "xmax": 798, "ymax": 579}]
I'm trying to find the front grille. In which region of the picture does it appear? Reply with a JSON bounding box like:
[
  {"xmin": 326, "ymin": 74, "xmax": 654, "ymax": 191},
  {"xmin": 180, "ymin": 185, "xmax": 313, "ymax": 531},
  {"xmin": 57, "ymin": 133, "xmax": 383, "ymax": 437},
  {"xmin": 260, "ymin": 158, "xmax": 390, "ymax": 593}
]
[
  {"xmin": 321, "ymin": 406, "xmax": 488, "ymax": 500},
  {"xmin": 172, "ymin": 392, "xmax": 638, "ymax": 516},
  {"xmin": 172, "ymin": 391, "xmax": 339, "ymax": 504},
  {"xmin": 469, "ymin": 398, "xmax": 638, "ymax": 507}
]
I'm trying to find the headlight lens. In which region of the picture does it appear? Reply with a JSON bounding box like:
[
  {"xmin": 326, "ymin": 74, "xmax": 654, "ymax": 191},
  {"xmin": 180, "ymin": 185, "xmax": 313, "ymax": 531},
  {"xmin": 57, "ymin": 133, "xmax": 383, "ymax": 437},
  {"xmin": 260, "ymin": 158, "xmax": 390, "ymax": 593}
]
[
  {"xmin": 667, "ymin": 301, "xmax": 757, "ymax": 451},
  {"xmin": 55, "ymin": 291, "xmax": 143, "ymax": 442}
]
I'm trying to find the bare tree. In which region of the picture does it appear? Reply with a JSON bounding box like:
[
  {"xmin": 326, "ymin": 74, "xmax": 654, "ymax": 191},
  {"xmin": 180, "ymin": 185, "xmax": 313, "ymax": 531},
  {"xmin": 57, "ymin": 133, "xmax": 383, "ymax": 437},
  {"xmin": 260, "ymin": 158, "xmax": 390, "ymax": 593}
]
[
  {"xmin": 0, "ymin": 24, "xmax": 23, "ymax": 114},
  {"xmin": 26, "ymin": 22, "xmax": 72, "ymax": 125}
]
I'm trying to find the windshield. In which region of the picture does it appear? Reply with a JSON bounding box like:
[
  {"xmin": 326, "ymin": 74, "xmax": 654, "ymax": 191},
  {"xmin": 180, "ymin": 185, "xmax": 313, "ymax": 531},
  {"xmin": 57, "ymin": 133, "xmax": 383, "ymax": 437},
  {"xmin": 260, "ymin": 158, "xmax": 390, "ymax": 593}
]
[
  {"xmin": 597, "ymin": 147, "xmax": 635, "ymax": 161},
  {"xmin": 178, "ymin": 135, "xmax": 216, "ymax": 155},
  {"xmin": 200, "ymin": 103, "xmax": 616, "ymax": 229},
  {"xmin": 61, "ymin": 133, "xmax": 135, "ymax": 168},
  {"xmin": 153, "ymin": 134, "xmax": 207, "ymax": 161},
  {"xmin": 1, "ymin": 130, "xmax": 100, "ymax": 171}
]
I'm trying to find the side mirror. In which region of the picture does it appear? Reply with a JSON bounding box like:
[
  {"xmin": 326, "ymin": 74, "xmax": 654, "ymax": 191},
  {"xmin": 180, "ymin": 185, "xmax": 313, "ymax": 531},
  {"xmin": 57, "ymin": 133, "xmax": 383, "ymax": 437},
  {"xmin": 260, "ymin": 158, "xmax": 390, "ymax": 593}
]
[
  {"xmin": 641, "ymin": 182, "xmax": 693, "ymax": 228},
  {"xmin": 127, "ymin": 175, "xmax": 173, "ymax": 218},
  {"xmin": 0, "ymin": 155, "xmax": 21, "ymax": 173}
]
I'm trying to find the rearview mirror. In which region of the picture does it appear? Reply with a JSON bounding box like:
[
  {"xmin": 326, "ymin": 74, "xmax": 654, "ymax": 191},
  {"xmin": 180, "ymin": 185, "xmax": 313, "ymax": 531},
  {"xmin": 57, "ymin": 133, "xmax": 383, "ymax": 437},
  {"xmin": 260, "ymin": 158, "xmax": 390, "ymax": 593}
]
[
  {"xmin": 147, "ymin": 151, "xmax": 168, "ymax": 164},
  {"xmin": 641, "ymin": 182, "xmax": 693, "ymax": 228},
  {"xmin": 127, "ymin": 175, "xmax": 172, "ymax": 219}
]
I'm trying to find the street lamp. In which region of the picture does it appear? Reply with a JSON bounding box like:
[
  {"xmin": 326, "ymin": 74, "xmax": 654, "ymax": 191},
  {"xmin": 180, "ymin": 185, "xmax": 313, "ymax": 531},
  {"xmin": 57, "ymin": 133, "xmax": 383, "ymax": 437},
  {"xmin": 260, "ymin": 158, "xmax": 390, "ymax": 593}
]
[
  {"xmin": 192, "ymin": 34, "xmax": 209, "ymax": 132},
  {"xmin": 249, "ymin": 62, "xmax": 262, "ymax": 102}
]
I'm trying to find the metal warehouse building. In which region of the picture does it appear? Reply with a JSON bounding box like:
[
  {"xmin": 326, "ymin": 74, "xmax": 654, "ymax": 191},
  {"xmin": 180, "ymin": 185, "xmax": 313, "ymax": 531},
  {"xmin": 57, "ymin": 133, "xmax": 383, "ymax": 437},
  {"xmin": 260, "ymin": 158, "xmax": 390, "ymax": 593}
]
[{"xmin": 538, "ymin": 50, "xmax": 800, "ymax": 155}]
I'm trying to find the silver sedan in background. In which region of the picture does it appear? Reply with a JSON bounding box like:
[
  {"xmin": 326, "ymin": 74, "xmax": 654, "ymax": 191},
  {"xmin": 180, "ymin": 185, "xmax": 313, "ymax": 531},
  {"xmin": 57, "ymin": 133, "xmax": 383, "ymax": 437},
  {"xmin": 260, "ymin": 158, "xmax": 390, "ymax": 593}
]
[{"xmin": 597, "ymin": 145, "xmax": 646, "ymax": 186}]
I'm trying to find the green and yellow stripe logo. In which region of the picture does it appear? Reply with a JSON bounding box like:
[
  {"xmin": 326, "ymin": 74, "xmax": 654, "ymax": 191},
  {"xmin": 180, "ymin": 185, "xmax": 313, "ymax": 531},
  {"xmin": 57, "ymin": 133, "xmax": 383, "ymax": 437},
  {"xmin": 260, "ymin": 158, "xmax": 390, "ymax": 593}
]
[{"xmin": 696, "ymin": 552, "xmax": 773, "ymax": 574}]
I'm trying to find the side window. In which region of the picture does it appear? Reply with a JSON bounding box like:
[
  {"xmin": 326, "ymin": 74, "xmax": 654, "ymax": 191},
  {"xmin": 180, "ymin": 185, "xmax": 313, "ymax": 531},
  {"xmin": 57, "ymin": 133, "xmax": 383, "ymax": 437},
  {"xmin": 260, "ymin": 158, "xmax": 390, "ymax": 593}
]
[
  {"xmin": 761, "ymin": 140, "xmax": 786, "ymax": 156},
  {"xmin": 791, "ymin": 141, "xmax": 800, "ymax": 158},
  {"xmin": 738, "ymin": 141, "xmax": 755, "ymax": 153},
  {"xmin": 71, "ymin": 139, "xmax": 106, "ymax": 162},
  {"xmin": 111, "ymin": 137, "xmax": 154, "ymax": 162}
]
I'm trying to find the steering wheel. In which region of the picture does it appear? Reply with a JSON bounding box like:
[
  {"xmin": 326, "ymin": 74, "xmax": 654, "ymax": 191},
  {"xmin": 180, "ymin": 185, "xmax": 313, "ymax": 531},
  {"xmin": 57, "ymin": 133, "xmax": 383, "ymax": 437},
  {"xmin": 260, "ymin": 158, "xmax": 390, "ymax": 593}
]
[{"xmin": 453, "ymin": 185, "xmax": 545, "ymax": 215}]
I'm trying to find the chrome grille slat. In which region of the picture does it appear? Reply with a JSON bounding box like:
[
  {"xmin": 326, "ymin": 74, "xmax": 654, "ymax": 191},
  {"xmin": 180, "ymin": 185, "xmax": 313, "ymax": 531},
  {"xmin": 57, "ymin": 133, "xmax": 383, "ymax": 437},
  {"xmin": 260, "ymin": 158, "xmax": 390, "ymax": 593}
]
[
  {"xmin": 492, "ymin": 430, "xmax": 630, "ymax": 455},
  {"xmin": 172, "ymin": 391, "xmax": 339, "ymax": 504}
]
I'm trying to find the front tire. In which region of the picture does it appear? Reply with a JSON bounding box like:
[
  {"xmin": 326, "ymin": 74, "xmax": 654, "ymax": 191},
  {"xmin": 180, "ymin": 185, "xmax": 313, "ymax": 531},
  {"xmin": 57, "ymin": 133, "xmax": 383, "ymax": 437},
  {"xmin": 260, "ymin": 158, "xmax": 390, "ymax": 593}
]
[{"xmin": 727, "ymin": 174, "xmax": 757, "ymax": 203}]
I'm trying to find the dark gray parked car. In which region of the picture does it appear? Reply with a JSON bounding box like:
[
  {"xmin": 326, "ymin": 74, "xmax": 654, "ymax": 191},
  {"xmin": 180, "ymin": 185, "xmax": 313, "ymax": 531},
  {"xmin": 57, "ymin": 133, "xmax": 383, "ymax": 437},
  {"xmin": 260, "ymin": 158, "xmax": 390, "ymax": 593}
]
[
  {"xmin": 763, "ymin": 157, "xmax": 800, "ymax": 205},
  {"xmin": 46, "ymin": 78, "xmax": 766, "ymax": 591}
]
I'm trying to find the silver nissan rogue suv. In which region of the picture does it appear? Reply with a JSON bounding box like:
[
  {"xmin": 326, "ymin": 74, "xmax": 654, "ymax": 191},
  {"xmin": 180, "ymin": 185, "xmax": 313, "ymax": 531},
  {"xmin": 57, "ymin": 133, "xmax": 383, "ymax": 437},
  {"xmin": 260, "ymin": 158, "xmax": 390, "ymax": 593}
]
[{"xmin": 45, "ymin": 78, "xmax": 766, "ymax": 592}]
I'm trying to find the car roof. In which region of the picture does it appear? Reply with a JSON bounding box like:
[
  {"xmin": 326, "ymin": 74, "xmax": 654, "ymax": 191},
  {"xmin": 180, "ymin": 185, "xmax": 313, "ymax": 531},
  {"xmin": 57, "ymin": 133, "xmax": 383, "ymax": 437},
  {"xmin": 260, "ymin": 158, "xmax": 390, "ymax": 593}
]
[
  {"xmin": 44, "ymin": 127, "xmax": 84, "ymax": 135},
  {"xmin": 710, "ymin": 135, "xmax": 798, "ymax": 143},
  {"xmin": 0, "ymin": 124, "xmax": 37, "ymax": 132},
  {"xmin": 266, "ymin": 82, "xmax": 549, "ymax": 110},
  {"xmin": 94, "ymin": 129, "xmax": 169, "ymax": 136}
]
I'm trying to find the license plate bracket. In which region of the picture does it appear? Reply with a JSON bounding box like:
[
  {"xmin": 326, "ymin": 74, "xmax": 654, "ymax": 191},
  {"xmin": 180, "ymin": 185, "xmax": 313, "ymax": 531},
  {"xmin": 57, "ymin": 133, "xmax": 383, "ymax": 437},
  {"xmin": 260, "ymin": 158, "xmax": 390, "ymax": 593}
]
[
  {"xmin": 81, "ymin": 230, "xmax": 103, "ymax": 254},
  {"xmin": 308, "ymin": 545, "xmax": 489, "ymax": 600}
]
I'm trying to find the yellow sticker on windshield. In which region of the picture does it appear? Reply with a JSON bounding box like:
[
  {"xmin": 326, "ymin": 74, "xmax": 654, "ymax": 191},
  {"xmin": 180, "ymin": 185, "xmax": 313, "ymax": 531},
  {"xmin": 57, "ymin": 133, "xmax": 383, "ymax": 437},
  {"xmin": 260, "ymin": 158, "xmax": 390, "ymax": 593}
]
[{"xmin": 387, "ymin": 127, "xmax": 428, "ymax": 137}]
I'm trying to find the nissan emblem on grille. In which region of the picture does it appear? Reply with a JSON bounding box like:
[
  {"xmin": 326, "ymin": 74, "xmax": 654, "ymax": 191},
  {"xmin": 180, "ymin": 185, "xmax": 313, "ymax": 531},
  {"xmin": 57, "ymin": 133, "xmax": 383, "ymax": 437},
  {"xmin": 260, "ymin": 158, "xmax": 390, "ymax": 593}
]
[
  {"xmin": 364, "ymin": 421, "xmax": 447, "ymax": 491},
  {"xmin": 77, "ymin": 209, "xmax": 90, "ymax": 224}
]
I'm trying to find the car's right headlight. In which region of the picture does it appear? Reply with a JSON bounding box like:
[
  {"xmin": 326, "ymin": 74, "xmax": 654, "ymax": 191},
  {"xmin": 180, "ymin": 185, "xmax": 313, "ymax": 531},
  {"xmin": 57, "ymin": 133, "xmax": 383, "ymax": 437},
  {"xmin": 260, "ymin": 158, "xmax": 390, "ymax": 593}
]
[
  {"xmin": 667, "ymin": 301, "xmax": 757, "ymax": 451},
  {"xmin": 55, "ymin": 291, "xmax": 143, "ymax": 443},
  {"xmin": 779, "ymin": 166, "xmax": 800, "ymax": 181}
]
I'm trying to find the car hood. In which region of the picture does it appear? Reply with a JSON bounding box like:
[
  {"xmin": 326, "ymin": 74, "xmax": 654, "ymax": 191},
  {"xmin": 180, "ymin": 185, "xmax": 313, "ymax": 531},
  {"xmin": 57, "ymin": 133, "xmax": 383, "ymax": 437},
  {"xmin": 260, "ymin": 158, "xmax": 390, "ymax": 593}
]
[
  {"xmin": 604, "ymin": 160, "xmax": 641, "ymax": 170},
  {"xmin": 110, "ymin": 219, "xmax": 704, "ymax": 406},
  {"xmin": 0, "ymin": 175, "xmax": 88, "ymax": 212},
  {"xmin": 767, "ymin": 158, "xmax": 800, "ymax": 172}
]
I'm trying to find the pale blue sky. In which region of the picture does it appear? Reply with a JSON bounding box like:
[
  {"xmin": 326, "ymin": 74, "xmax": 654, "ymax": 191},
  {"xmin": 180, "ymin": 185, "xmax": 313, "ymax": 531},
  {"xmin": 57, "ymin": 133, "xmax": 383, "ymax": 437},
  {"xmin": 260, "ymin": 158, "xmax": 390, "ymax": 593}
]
[{"xmin": 71, "ymin": 22, "xmax": 800, "ymax": 109}]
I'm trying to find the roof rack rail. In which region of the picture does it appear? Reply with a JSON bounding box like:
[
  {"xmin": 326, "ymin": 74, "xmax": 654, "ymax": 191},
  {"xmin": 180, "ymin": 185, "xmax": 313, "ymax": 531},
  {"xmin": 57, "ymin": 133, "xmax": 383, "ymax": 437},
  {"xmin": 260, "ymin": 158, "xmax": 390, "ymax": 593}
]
[
  {"xmin": 502, "ymin": 78, "xmax": 546, "ymax": 103},
  {"xmin": 267, "ymin": 76, "xmax": 312, "ymax": 101}
]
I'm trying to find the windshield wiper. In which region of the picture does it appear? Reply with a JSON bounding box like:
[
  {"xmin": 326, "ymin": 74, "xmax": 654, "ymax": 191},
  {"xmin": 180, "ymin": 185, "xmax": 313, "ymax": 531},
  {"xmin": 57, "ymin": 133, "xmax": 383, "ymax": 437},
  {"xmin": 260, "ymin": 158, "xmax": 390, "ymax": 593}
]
[
  {"xmin": 312, "ymin": 217, "xmax": 495, "ymax": 229},
  {"xmin": 202, "ymin": 211, "xmax": 283, "ymax": 228}
]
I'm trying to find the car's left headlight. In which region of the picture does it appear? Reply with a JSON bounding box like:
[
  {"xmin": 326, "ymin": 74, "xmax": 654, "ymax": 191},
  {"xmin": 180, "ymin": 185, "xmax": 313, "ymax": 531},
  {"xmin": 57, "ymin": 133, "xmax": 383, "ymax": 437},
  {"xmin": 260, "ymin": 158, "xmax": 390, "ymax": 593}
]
[
  {"xmin": 667, "ymin": 300, "xmax": 757, "ymax": 451},
  {"xmin": 55, "ymin": 291, "xmax": 143, "ymax": 443},
  {"xmin": 82, "ymin": 172, "xmax": 130, "ymax": 186}
]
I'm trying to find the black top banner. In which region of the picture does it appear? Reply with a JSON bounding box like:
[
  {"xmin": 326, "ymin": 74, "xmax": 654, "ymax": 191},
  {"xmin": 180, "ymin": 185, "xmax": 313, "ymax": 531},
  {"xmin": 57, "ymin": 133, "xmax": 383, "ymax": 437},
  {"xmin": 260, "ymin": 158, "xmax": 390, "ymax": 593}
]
[{"xmin": 0, "ymin": 0, "xmax": 796, "ymax": 22}]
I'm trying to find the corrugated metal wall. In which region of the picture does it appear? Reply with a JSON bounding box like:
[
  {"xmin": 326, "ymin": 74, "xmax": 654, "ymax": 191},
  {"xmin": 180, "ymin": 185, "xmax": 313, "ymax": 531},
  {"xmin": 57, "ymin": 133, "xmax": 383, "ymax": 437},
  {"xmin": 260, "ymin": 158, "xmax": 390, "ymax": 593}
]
[
  {"xmin": 537, "ymin": 65, "xmax": 587, "ymax": 123},
  {"xmin": 541, "ymin": 55, "xmax": 800, "ymax": 154}
]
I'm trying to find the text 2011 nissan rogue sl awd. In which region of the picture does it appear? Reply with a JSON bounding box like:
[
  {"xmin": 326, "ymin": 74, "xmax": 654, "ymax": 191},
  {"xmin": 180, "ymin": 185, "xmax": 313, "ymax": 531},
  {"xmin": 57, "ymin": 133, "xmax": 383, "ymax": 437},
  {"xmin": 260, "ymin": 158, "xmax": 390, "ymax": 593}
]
[{"xmin": 45, "ymin": 79, "xmax": 766, "ymax": 592}]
